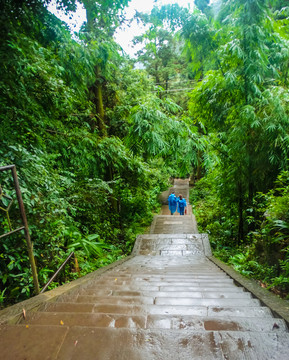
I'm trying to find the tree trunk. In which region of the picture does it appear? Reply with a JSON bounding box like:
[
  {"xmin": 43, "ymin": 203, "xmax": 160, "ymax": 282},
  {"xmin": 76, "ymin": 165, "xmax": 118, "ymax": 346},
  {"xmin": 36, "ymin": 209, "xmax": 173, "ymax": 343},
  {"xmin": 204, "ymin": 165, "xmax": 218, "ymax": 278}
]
[
  {"xmin": 84, "ymin": 0, "xmax": 94, "ymax": 32},
  {"xmin": 107, "ymin": 166, "xmax": 118, "ymax": 214},
  {"xmin": 94, "ymin": 68, "xmax": 107, "ymax": 137},
  {"xmin": 84, "ymin": 1, "xmax": 107, "ymax": 137},
  {"xmin": 155, "ymin": 61, "xmax": 161, "ymax": 99},
  {"xmin": 237, "ymin": 182, "xmax": 244, "ymax": 243},
  {"xmin": 196, "ymin": 150, "xmax": 202, "ymax": 180}
]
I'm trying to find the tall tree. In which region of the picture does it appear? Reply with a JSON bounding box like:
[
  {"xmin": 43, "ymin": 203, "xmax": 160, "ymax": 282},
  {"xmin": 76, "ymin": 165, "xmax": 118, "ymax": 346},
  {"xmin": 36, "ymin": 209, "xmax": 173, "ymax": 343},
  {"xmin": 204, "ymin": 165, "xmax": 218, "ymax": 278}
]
[
  {"xmin": 186, "ymin": 0, "xmax": 289, "ymax": 240},
  {"xmin": 133, "ymin": 5, "xmax": 191, "ymax": 104},
  {"xmin": 79, "ymin": 0, "xmax": 130, "ymax": 137}
]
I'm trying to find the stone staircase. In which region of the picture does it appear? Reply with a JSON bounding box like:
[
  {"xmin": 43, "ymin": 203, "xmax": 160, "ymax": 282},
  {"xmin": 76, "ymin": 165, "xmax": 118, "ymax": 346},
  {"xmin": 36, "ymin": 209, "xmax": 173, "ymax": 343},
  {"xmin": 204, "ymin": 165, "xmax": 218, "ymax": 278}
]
[
  {"xmin": 1, "ymin": 229, "xmax": 289, "ymax": 359},
  {"xmin": 0, "ymin": 180, "xmax": 289, "ymax": 359},
  {"xmin": 150, "ymin": 215, "xmax": 198, "ymax": 234}
]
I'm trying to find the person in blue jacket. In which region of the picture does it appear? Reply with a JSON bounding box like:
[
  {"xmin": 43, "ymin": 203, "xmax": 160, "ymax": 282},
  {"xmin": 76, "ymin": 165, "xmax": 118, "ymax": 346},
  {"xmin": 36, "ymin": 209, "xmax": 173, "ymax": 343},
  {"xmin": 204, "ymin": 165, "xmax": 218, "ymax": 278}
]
[
  {"xmin": 168, "ymin": 191, "xmax": 177, "ymax": 215},
  {"xmin": 177, "ymin": 194, "xmax": 187, "ymax": 215}
]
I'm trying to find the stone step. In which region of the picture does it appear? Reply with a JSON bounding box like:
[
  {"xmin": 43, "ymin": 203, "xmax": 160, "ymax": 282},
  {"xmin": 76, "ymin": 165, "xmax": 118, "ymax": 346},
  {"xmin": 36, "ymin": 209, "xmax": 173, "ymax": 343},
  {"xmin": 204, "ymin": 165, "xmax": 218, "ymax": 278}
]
[
  {"xmin": 146, "ymin": 315, "xmax": 287, "ymax": 332},
  {"xmin": 152, "ymin": 227, "xmax": 196, "ymax": 232},
  {"xmin": 132, "ymin": 233, "xmax": 211, "ymax": 256},
  {"xmin": 157, "ymin": 250, "xmax": 202, "ymax": 256},
  {"xmin": 153, "ymin": 224, "xmax": 196, "ymax": 229},
  {"xmin": 152, "ymin": 224, "xmax": 196, "ymax": 229},
  {"xmin": 43, "ymin": 302, "xmax": 273, "ymax": 318},
  {"xmin": 48, "ymin": 327, "xmax": 289, "ymax": 360},
  {"xmin": 2, "ymin": 325, "xmax": 289, "ymax": 360},
  {"xmin": 58, "ymin": 293, "xmax": 255, "ymax": 304},
  {"xmin": 26, "ymin": 312, "xmax": 286, "ymax": 332},
  {"xmin": 152, "ymin": 229, "xmax": 197, "ymax": 234},
  {"xmin": 98, "ymin": 271, "xmax": 228, "ymax": 277},
  {"xmin": 94, "ymin": 280, "xmax": 235, "ymax": 287},
  {"xmin": 94, "ymin": 273, "xmax": 232, "ymax": 282},
  {"xmin": 161, "ymin": 204, "xmax": 193, "ymax": 216},
  {"xmin": 152, "ymin": 228, "xmax": 198, "ymax": 235},
  {"xmin": 154, "ymin": 218, "xmax": 195, "ymax": 223},
  {"xmin": 154, "ymin": 297, "xmax": 260, "ymax": 307},
  {"xmin": 0, "ymin": 324, "xmax": 68, "ymax": 360},
  {"xmin": 75, "ymin": 295, "xmax": 154, "ymax": 305},
  {"xmin": 152, "ymin": 224, "xmax": 197, "ymax": 234},
  {"xmin": 108, "ymin": 270, "xmax": 228, "ymax": 275},
  {"xmin": 76, "ymin": 290, "xmax": 252, "ymax": 299},
  {"xmin": 137, "ymin": 238, "xmax": 202, "ymax": 243},
  {"xmin": 155, "ymin": 220, "xmax": 195, "ymax": 225},
  {"xmin": 156, "ymin": 215, "xmax": 194, "ymax": 220},
  {"xmin": 153, "ymin": 224, "xmax": 195, "ymax": 228},
  {"xmin": 154, "ymin": 222, "xmax": 195, "ymax": 227},
  {"xmin": 80, "ymin": 279, "xmax": 243, "ymax": 291},
  {"xmin": 111, "ymin": 273, "xmax": 230, "ymax": 278},
  {"xmin": 27, "ymin": 312, "xmax": 147, "ymax": 328},
  {"xmin": 69, "ymin": 295, "xmax": 259, "ymax": 307},
  {"xmin": 137, "ymin": 233, "xmax": 195, "ymax": 238},
  {"xmin": 78, "ymin": 285, "xmax": 161, "ymax": 293},
  {"xmin": 159, "ymin": 285, "xmax": 245, "ymax": 292},
  {"xmin": 94, "ymin": 276, "xmax": 234, "ymax": 283},
  {"xmin": 154, "ymin": 224, "xmax": 196, "ymax": 228},
  {"xmin": 76, "ymin": 285, "xmax": 247, "ymax": 295}
]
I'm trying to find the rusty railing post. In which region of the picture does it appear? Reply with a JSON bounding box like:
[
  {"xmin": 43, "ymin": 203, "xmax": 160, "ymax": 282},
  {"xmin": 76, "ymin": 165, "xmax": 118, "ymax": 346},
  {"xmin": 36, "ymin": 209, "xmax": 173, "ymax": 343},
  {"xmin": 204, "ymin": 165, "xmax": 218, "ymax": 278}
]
[{"xmin": 10, "ymin": 166, "xmax": 40, "ymax": 294}]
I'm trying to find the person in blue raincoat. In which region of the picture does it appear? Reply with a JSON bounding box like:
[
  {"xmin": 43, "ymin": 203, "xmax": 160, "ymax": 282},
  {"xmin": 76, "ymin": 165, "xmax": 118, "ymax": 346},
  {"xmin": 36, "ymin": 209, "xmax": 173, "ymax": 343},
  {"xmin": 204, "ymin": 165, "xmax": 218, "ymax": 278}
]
[
  {"xmin": 177, "ymin": 194, "xmax": 187, "ymax": 215},
  {"xmin": 168, "ymin": 191, "xmax": 177, "ymax": 215}
]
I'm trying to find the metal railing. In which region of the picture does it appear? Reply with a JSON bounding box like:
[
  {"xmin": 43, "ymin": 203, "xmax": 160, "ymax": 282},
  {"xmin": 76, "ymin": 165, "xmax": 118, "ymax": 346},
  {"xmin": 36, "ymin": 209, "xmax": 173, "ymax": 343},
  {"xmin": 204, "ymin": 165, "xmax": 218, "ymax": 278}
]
[
  {"xmin": 1, "ymin": 165, "xmax": 79, "ymax": 296},
  {"xmin": 0, "ymin": 165, "xmax": 40, "ymax": 294},
  {"xmin": 40, "ymin": 252, "xmax": 75, "ymax": 293}
]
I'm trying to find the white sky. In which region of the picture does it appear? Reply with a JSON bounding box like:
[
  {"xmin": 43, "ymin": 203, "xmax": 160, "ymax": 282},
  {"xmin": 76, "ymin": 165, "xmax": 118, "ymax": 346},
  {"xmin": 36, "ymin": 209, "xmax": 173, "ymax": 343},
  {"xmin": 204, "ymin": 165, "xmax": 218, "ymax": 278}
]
[{"xmin": 48, "ymin": 0, "xmax": 193, "ymax": 56}]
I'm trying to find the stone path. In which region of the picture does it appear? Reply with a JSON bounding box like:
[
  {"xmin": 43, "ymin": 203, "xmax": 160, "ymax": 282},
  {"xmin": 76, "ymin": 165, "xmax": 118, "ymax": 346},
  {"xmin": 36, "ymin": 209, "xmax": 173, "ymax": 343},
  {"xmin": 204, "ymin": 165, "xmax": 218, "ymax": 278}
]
[
  {"xmin": 159, "ymin": 178, "xmax": 192, "ymax": 216},
  {"xmin": 0, "ymin": 179, "xmax": 289, "ymax": 359}
]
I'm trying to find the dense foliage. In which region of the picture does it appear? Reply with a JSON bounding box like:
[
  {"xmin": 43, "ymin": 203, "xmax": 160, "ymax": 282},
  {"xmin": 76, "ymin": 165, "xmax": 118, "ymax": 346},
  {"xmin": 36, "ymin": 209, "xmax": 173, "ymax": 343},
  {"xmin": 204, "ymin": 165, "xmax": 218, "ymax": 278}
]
[
  {"xmin": 1, "ymin": 0, "xmax": 289, "ymax": 306},
  {"xmin": 189, "ymin": 0, "xmax": 289, "ymax": 297},
  {"xmin": 0, "ymin": 0, "xmax": 172, "ymax": 306}
]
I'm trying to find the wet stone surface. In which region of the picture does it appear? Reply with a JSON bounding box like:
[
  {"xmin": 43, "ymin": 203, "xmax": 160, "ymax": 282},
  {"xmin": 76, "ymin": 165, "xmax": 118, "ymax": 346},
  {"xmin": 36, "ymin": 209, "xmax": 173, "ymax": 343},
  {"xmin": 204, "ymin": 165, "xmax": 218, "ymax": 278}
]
[
  {"xmin": 5, "ymin": 249, "xmax": 285, "ymax": 359},
  {"xmin": 132, "ymin": 233, "xmax": 211, "ymax": 257},
  {"xmin": 0, "ymin": 179, "xmax": 288, "ymax": 359}
]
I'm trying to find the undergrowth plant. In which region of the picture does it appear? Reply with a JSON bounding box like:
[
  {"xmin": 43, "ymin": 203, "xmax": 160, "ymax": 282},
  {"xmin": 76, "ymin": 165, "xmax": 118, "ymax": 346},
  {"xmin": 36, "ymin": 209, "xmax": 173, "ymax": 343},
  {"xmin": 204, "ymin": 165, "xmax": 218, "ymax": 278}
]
[{"xmin": 191, "ymin": 170, "xmax": 289, "ymax": 299}]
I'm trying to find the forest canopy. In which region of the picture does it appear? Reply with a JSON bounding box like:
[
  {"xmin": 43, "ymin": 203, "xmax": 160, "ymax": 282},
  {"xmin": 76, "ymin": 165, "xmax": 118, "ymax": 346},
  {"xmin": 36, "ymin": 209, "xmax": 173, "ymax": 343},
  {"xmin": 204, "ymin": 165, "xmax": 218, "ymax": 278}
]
[{"xmin": 1, "ymin": 0, "xmax": 289, "ymax": 306}]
